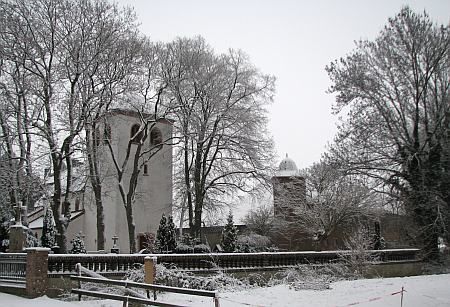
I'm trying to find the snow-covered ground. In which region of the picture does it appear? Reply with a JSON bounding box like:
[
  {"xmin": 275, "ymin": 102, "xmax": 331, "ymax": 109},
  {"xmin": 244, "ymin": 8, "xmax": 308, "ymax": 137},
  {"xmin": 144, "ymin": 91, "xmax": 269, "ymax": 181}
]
[{"xmin": 1, "ymin": 274, "xmax": 449, "ymax": 307}]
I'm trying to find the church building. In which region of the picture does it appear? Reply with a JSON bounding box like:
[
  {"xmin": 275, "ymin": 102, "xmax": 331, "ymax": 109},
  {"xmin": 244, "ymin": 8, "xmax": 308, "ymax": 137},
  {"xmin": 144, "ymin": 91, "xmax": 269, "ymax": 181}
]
[{"xmin": 28, "ymin": 109, "xmax": 173, "ymax": 252}]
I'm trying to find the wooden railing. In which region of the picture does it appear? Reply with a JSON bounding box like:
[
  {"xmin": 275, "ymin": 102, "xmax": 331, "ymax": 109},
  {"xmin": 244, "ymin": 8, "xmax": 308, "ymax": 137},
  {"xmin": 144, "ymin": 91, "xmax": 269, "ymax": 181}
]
[
  {"xmin": 47, "ymin": 249, "xmax": 419, "ymax": 276},
  {"xmin": 72, "ymin": 275, "xmax": 219, "ymax": 307},
  {"xmin": 71, "ymin": 263, "xmax": 220, "ymax": 307},
  {"xmin": 0, "ymin": 253, "xmax": 27, "ymax": 282}
]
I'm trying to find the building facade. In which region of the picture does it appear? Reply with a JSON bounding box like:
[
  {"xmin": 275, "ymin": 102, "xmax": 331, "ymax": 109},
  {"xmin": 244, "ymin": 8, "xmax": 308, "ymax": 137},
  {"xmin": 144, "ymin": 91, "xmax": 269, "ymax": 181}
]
[{"xmin": 29, "ymin": 109, "xmax": 173, "ymax": 252}]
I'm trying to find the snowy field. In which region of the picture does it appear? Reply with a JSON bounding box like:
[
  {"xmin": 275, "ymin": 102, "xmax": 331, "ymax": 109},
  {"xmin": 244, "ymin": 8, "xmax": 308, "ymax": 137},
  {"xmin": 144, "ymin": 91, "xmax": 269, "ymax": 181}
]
[{"xmin": 1, "ymin": 274, "xmax": 449, "ymax": 307}]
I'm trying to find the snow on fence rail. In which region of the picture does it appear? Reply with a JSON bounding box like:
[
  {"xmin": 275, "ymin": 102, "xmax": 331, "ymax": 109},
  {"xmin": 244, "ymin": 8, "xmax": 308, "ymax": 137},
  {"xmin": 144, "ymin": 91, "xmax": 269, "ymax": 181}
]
[{"xmin": 47, "ymin": 249, "xmax": 419, "ymax": 276}]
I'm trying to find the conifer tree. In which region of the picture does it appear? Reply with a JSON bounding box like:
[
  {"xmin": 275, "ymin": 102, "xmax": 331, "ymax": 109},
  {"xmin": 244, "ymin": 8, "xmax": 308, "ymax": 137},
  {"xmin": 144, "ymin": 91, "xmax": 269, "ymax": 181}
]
[
  {"xmin": 156, "ymin": 214, "xmax": 177, "ymax": 253},
  {"xmin": 69, "ymin": 233, "xmax": 86, "ymax": 254},
  {"xmin": 41, "ymin": 207, "xmax": 56, "ymax": 248},
  {"xmin": 156, "ymin": 214, "xmax": 168, "ymax": 252},
  {"xmin": 221, "ymin": 211, "xmax": 238, "ymax": 252},
  {"xmin": 166, "ymin": 215, "xmax": 177, "ymax": 252}
]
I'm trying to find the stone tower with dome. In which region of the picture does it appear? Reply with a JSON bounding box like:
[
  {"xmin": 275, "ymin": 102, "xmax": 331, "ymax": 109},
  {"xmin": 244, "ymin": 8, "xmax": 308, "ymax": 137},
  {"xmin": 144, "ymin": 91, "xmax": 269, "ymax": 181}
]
[{"xmin": 272, "ymin": 154, "xmax": 306, "ymax": 219}]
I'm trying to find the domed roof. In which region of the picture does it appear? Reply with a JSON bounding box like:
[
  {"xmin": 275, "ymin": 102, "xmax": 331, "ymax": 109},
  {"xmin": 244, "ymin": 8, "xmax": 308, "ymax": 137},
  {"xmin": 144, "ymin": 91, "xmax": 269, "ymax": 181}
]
[{"xmin": 276, "ymin": 154, "xmax": 298, "ymax": 177}]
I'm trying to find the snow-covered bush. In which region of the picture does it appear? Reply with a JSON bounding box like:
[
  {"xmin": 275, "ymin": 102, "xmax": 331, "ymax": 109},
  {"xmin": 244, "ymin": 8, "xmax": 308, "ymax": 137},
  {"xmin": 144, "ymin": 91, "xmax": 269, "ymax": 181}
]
[
  {"xmin": 340, "ymin": 228, "xmax": 372, "ymax": 276},
  {"xmin": 236, "ymin": 233, "xmax": 276, "ymax": 252},
  {"xmin": 173, "ymin": 243, "xmax": 210, "ymax": 254},
  {"xmin": 140, "ymin": 232, "xmax": 156, "ymax": 253},
  {"xmin": 193, "ymin": 243, "xmax": 211, "ymax": 253},
  {"xmin": 268, "ymin": 263, "xmax": 351, "ymax": 291},
  {"xmin": 181, "ymin": 233, "xmax": 197, "ymax": 245},
  {"xmin": 69, "ymin": 233, "xmax": 86, "ymax": 254},
  {"xmin": 174, "ymin": 243, "xmax": 194, "ymax": 254},
  {"xmin": 0, "ymin": 218, "xmax": 9, "ymax": 252},
  {"xmin": 126, "ymin": 263, "xmax": 249, "ymax": 291},
  {"xmin": 26, "ymin": 228, "xmax": 39, "ymax": 247}
]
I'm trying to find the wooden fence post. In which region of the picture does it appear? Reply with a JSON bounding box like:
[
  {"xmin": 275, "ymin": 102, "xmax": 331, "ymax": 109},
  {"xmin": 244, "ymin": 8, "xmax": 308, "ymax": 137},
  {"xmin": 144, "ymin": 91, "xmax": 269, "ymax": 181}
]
[
  {"xmin": 76, "ymin": 263, "xmax": 82, "ymax": 301},
  {"xmin": 26, "ymin": 247, "xmax": 50, "ymax": 298},
  {"xmin": 214, "ymin": 291, "xmax": 220, "ymax": 307},
  {"xmin": 144, "ymin": 256, "xmax": 157, "ymax": 299}
]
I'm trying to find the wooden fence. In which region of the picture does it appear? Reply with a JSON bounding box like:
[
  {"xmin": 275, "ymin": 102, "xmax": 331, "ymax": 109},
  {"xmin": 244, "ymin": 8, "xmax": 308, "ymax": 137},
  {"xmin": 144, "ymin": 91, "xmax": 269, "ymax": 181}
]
[
  {"xmin": 47, "ymin": 248, "xmax": 420, "ymax": 276},
  {"xmin": 71, "ymin": 261, "xmax": 220, "ymax": 307},
  {"xmin": 72, "ymin": 275, "xmax": 219, "ymax": 307}
]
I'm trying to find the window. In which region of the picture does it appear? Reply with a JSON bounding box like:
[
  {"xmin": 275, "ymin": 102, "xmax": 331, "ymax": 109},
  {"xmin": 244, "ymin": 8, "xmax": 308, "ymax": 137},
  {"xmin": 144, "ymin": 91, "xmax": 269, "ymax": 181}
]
[
  {"xmin": 143, "ymin": 163, "xmax": 148, "ymax": 176},
  {"xmin": 150, "ymin": 127, "xmax": 163, "ymax": 145},
  {"xmin": 130, "ymin": 124, "xmax": 143, "ymax": 143}
]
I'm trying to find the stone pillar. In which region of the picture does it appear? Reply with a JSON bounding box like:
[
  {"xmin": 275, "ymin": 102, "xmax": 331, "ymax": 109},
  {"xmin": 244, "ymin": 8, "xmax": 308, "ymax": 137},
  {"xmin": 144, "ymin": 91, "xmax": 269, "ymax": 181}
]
[
  {"xmin": 144, "ymin": 256, "xmax": 157, "ymax": 284},
  {"xmin": 9, "ymin": 225, "xmax": 27, "ymax": 252},
  {"xmin": 26, "ymin": 248, "xmax": 50, "ymax": 298}
]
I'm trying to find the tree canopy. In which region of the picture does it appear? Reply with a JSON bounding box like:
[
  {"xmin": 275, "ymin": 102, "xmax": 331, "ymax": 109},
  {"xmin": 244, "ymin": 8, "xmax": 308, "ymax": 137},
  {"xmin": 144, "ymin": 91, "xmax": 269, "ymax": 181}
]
[{"xmin": 326, "ymin": 7, "xmax": 450, "ymax": 259}]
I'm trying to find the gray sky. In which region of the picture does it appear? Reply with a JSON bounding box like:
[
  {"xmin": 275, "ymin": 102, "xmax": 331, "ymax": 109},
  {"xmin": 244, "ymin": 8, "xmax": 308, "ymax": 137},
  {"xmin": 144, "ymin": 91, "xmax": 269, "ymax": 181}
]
[{"xmin": 118, "ymin": 0, "xmax": 450, "ymax": 170}]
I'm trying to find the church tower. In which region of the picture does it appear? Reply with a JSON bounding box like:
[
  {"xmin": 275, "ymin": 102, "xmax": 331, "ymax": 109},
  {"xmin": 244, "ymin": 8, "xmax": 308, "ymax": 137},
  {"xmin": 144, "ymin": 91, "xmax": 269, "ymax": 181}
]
[
  {"xmin": 272, "ymin": 154, "xmax": 306, "ymax": 219},
  {"xmin": 68, "ymin": 109, "xmax": 173, "ymax": 252}
]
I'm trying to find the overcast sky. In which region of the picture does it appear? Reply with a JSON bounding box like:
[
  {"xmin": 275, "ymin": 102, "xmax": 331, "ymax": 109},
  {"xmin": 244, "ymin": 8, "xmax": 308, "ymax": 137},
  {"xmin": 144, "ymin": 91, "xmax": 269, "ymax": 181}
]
[{"xmin": 117, "ymin": 0, "xmax": 450, "ymax": 170}]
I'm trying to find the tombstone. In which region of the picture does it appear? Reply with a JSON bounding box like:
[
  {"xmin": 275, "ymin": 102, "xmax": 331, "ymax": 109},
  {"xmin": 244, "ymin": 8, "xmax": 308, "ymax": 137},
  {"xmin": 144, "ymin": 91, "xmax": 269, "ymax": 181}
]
[
  {"xmin": 110, "ymin": 235, "xmax": 120, "ymax": 254},
  {"xmin": 9, "ymin": 202, "xmax": 28, "ymax": 252}
]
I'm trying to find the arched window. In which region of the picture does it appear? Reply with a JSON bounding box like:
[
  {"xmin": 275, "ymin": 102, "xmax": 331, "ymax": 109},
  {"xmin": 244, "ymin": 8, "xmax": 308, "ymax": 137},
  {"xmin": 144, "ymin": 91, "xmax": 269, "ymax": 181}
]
[
  {"xmin": 150, "ymin": 127, "xmax": 163, "ymax": 146},
  {"xmin": 130, "ymin": 124, "xmax": 143, "ymax": 143}
]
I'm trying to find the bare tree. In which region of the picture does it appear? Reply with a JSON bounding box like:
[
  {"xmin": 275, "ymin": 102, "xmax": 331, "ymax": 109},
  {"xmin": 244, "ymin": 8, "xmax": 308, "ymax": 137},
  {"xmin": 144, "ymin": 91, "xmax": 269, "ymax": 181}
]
[
  {"xmin": 303, "ymin": 162, "xmax": 374, "ymax": 246},
  {"xmin": 271, "ymin": 161, "xmax": 375, "ymax": 250},
  {"xmin": 0, "ymin": 0, "xmax": 141, "ymax": 252},
  {"xmin": 326, "ymin": 7, "xmax": 450, "ymax": 259},
  {"xmin": 81, "ymin": 1, "xmax": 140, "ymax": 251},
  {"xmin": 0, "ymin": 13, "xmax": 41, "ymax": 220},
  {"xmin": 102, "ymin": 41, "xmax": 174, "ymax": 253},
  {"xmin": 242, "ymin": 203, "xmax": 274, "ymax": 236},
  {"xmin": 160, "ymin": 37, "xmax": 276, "ymax": 237}
]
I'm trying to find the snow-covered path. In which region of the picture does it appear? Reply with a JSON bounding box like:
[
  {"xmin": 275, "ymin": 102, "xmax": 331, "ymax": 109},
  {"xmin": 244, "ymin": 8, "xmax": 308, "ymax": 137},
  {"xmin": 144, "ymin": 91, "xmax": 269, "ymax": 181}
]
[{"xmin": 1, "ymin": 274, "xmax": 449, "ymax": 307}]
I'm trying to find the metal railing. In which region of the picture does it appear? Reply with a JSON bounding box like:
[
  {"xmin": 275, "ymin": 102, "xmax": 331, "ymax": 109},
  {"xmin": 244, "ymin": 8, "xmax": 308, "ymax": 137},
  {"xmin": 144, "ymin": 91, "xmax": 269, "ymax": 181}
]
[{"xmin": 0, "ymin": 253, "xmax": 27, "ymax": 282}]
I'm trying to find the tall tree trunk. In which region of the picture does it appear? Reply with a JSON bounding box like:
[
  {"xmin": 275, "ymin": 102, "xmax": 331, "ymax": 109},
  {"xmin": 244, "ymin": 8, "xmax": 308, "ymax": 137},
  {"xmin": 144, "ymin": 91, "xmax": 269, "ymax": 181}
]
[
  {"xmin": 51, "ymin": 157, "xmax": 68, "ymax": 253},
  {"xmin": 86, "ymin": 125, "xmax": 105, "ymax": 251},
  {"xmin": 0, "ymin": 113, "xmax": 18, "ymax": 216},
  {"xmin": 183, "ymin": 133, "xmax": 194, "ymax": 235},
  {"xmin": 125, "ymin": 202, "xmax": 136, "ymax": 253}
]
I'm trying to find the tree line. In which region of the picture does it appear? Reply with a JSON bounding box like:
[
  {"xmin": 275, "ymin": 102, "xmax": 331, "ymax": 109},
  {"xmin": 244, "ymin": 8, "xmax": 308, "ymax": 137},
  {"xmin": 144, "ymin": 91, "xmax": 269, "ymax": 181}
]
[{"xmin": 1, "ymin": 1, "xmax": 448, "ymax": 260}]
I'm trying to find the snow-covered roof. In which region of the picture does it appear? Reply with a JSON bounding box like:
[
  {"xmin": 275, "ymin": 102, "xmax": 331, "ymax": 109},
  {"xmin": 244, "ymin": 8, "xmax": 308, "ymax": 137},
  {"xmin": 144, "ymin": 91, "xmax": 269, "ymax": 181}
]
[
  {"xmin": 28, "ymin": 210, "xmax": 84, "ymax": 230},
  {"xmin": 44, "ymin": 161, "xmax": 87, "ymax": 192}
]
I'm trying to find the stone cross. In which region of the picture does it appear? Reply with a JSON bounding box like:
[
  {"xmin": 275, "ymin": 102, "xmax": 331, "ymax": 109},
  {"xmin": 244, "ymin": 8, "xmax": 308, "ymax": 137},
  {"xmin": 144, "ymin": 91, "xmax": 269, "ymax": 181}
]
[
  {"xmin": 14, "ymin": 202, "xmax": 27, "ymax": 225},
  {"xmin": 111, "ymin": 235, "xmax": 120, "ymax": 254}
]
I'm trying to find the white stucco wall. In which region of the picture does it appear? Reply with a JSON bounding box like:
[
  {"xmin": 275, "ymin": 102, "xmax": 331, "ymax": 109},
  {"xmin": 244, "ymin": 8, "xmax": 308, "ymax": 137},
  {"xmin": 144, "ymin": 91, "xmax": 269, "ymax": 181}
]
[{"xmin": 72, "ymin": 111, "xmax": 173, "ymax": 252}]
